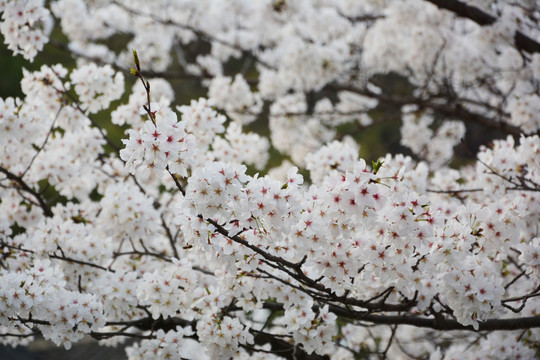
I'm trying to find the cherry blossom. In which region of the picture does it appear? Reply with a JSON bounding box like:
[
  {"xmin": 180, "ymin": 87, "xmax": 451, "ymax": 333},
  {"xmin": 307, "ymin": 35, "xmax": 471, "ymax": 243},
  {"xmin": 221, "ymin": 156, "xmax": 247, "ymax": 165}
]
[{"xmin": 1, "ymin": 0, "xmax": 540, "ymax": 359}]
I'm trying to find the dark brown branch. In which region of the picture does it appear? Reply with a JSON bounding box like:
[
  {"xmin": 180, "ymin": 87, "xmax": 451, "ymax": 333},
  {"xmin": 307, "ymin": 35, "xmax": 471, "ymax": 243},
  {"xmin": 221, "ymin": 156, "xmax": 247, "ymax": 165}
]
[
  {"xmin": 381, "ymin": 324, "xmax": 398, "ymax": 360},
  {"xmin": 330, "ymin": 83, "xmax": 524, "ymax": 136},
  {"xmin": 161, "ymin": 215, "xmax": 179, "ymax": 259},
  {"xmin": 205, "ymin": 217, "xmax": 301, "ymax": 270},
  {"xmin": 250, "ymin": 328, "xmax": 329, "ymax": 360},
  {"xmin": 375, "ymin": 313, "xmax": 540, "ymax": 331},
  {"xmin": 0, "ymin": 167, "xmax": 53, "ymax": 217},
  {"xmin": 15, "ymin": 318, "xmax": 50, "ymax": 326},
  {"xmin": 425, "ymin": 0, "xmax": 540, "ymax": 54},
  {"xmin": 0, "ymin": 331, "xmax": 39, "ymax": 338},
  {"xmin": 338, "ymin": 12, "xmax": 384, "ymax": 23},
  {"xmin": 22, "ymin": 105, "xmax": 64, "ymax": 177},
  {"xmin": 90, "ymin": 331, "xmax": 154, "ymax": 340},
  {"xmin": 0, "ymin": 242, "xmax": 35, "ymax": 254},
  {"xmin": 502, "ymin": 285, "xmax": 540, "ymax": 305},
  {"xmin": 49, "ymin": 253, "xmax": 114, "ymax": 272},
  {"xmin": 426, "ymin": 188, "xmax": 483, "ymax": 194},
  {"xmin": 167, "ymin": 166, "xmax": 186, "ymax": 196},
  {"xmin": 106, "ymin": 313, "xmax": 325, "ymax": 360},
  {"xmin": 9, "ymin": 302, "xmax": 540, "ymax": 360},
  {"xmin": 113, "ymin": 250, "xmax": 172, "ymax": 262},
  {"xmin": 260, "ymin": 302, "xmax": 540, "ymax": 331},
  {"xmin": 256, "ymin": 265, "xmax": 335, "ymax": 306},
  {"xmin": 208, "ymin": 218, "xmax": 417, "ymax": 312},
  {"xmin": 504, "ymin": 269, "xmax": 528, "ymax": 290}
]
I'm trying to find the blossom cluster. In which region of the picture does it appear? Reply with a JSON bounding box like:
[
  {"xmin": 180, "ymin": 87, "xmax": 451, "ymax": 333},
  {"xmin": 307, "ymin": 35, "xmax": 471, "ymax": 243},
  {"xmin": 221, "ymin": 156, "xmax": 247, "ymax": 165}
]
[
  {"xmin": 112, "ymin": 79, "xmax": 174, "ymax": 128},
  {"xmin": 1, "ymin": 0, "xmax": 540, "ymax": 359},
  {"xmin": 208, "ymin": 74, "xmax": 262, "ymax": 125},
  {"xmin": 120, "ymin": 111, "xmax": 197, "ymax": 178},
  {"xmin": 177, "ymin": 98, "xmax": 225, "ymax": 148},
  {"xmin": 70, "ymin": 63, "xmax": 124, "ymax": 114},
  {"xmin": 136, "ymin": 258, "xmax": 196, "ymax": 319},
  {"xmin": 209, "ymin": 122, "xmax": 270, "ymax": 170},
  {"xmin": 196, "ymin": 315, "xmax": 253, "ymax": 359},
  {"xmin": 0, "ymin": 260, "xmax": 105, "ymax": 349},
  {"xmin": 400, "ymin": 108, "xmax": 466, "ymax": 169},
  {"xmin": 0, "ymin": 0, "xmax": 52, "ymax": 61},
  {"xmin": 125, "ymin": 327, "xmax": 199, "ymax": 360}
]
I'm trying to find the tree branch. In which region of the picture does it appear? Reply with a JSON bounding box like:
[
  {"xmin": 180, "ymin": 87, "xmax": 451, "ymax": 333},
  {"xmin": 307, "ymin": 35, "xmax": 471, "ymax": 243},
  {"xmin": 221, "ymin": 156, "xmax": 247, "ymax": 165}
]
[
  {"xmin": 330, "ymin": 83, "xmax": 524, "ymax": 136},
  {"xmin": 260, "ymin": 301, "xmax": 540, "ymax": 331},
  {"xmin": 0, "ymin": 166, "xmax": 53, "ymax": 217},
  {"xmin": 330, "ymin": 306, "xmax": 540, "ymax": 331},
  {"xmin": 49, "ymin": 253, "xmax": 114, "ymax": 273},
  {"xmin": 424, "ymin": 0, "xmax": 540, "ymax": 54}
]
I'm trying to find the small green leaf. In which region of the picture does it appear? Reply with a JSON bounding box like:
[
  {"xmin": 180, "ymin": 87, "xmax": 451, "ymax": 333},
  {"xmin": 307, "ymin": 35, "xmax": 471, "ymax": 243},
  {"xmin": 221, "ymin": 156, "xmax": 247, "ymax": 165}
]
[
  {"xmin": 372, "ymin": 158, "xmax": 384, "ymax": 174},
  {"xmin": 132, "ymin": 49, "xmax": 140, "ymax": 70}
]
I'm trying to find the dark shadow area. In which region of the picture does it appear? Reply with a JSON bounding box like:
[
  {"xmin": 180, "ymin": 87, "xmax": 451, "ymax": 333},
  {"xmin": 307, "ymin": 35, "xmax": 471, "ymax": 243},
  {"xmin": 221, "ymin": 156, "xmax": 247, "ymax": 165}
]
[{"xmin": 0, "ymin": 341, "xmax": 128, "ymax": 360}]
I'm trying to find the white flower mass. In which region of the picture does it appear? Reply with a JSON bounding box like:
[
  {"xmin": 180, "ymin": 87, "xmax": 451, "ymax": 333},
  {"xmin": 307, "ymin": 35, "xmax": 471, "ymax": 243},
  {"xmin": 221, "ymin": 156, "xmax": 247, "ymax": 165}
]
[{"xmin": 0, "ymin": 0, "xmax": 540, "ymax": 359}]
